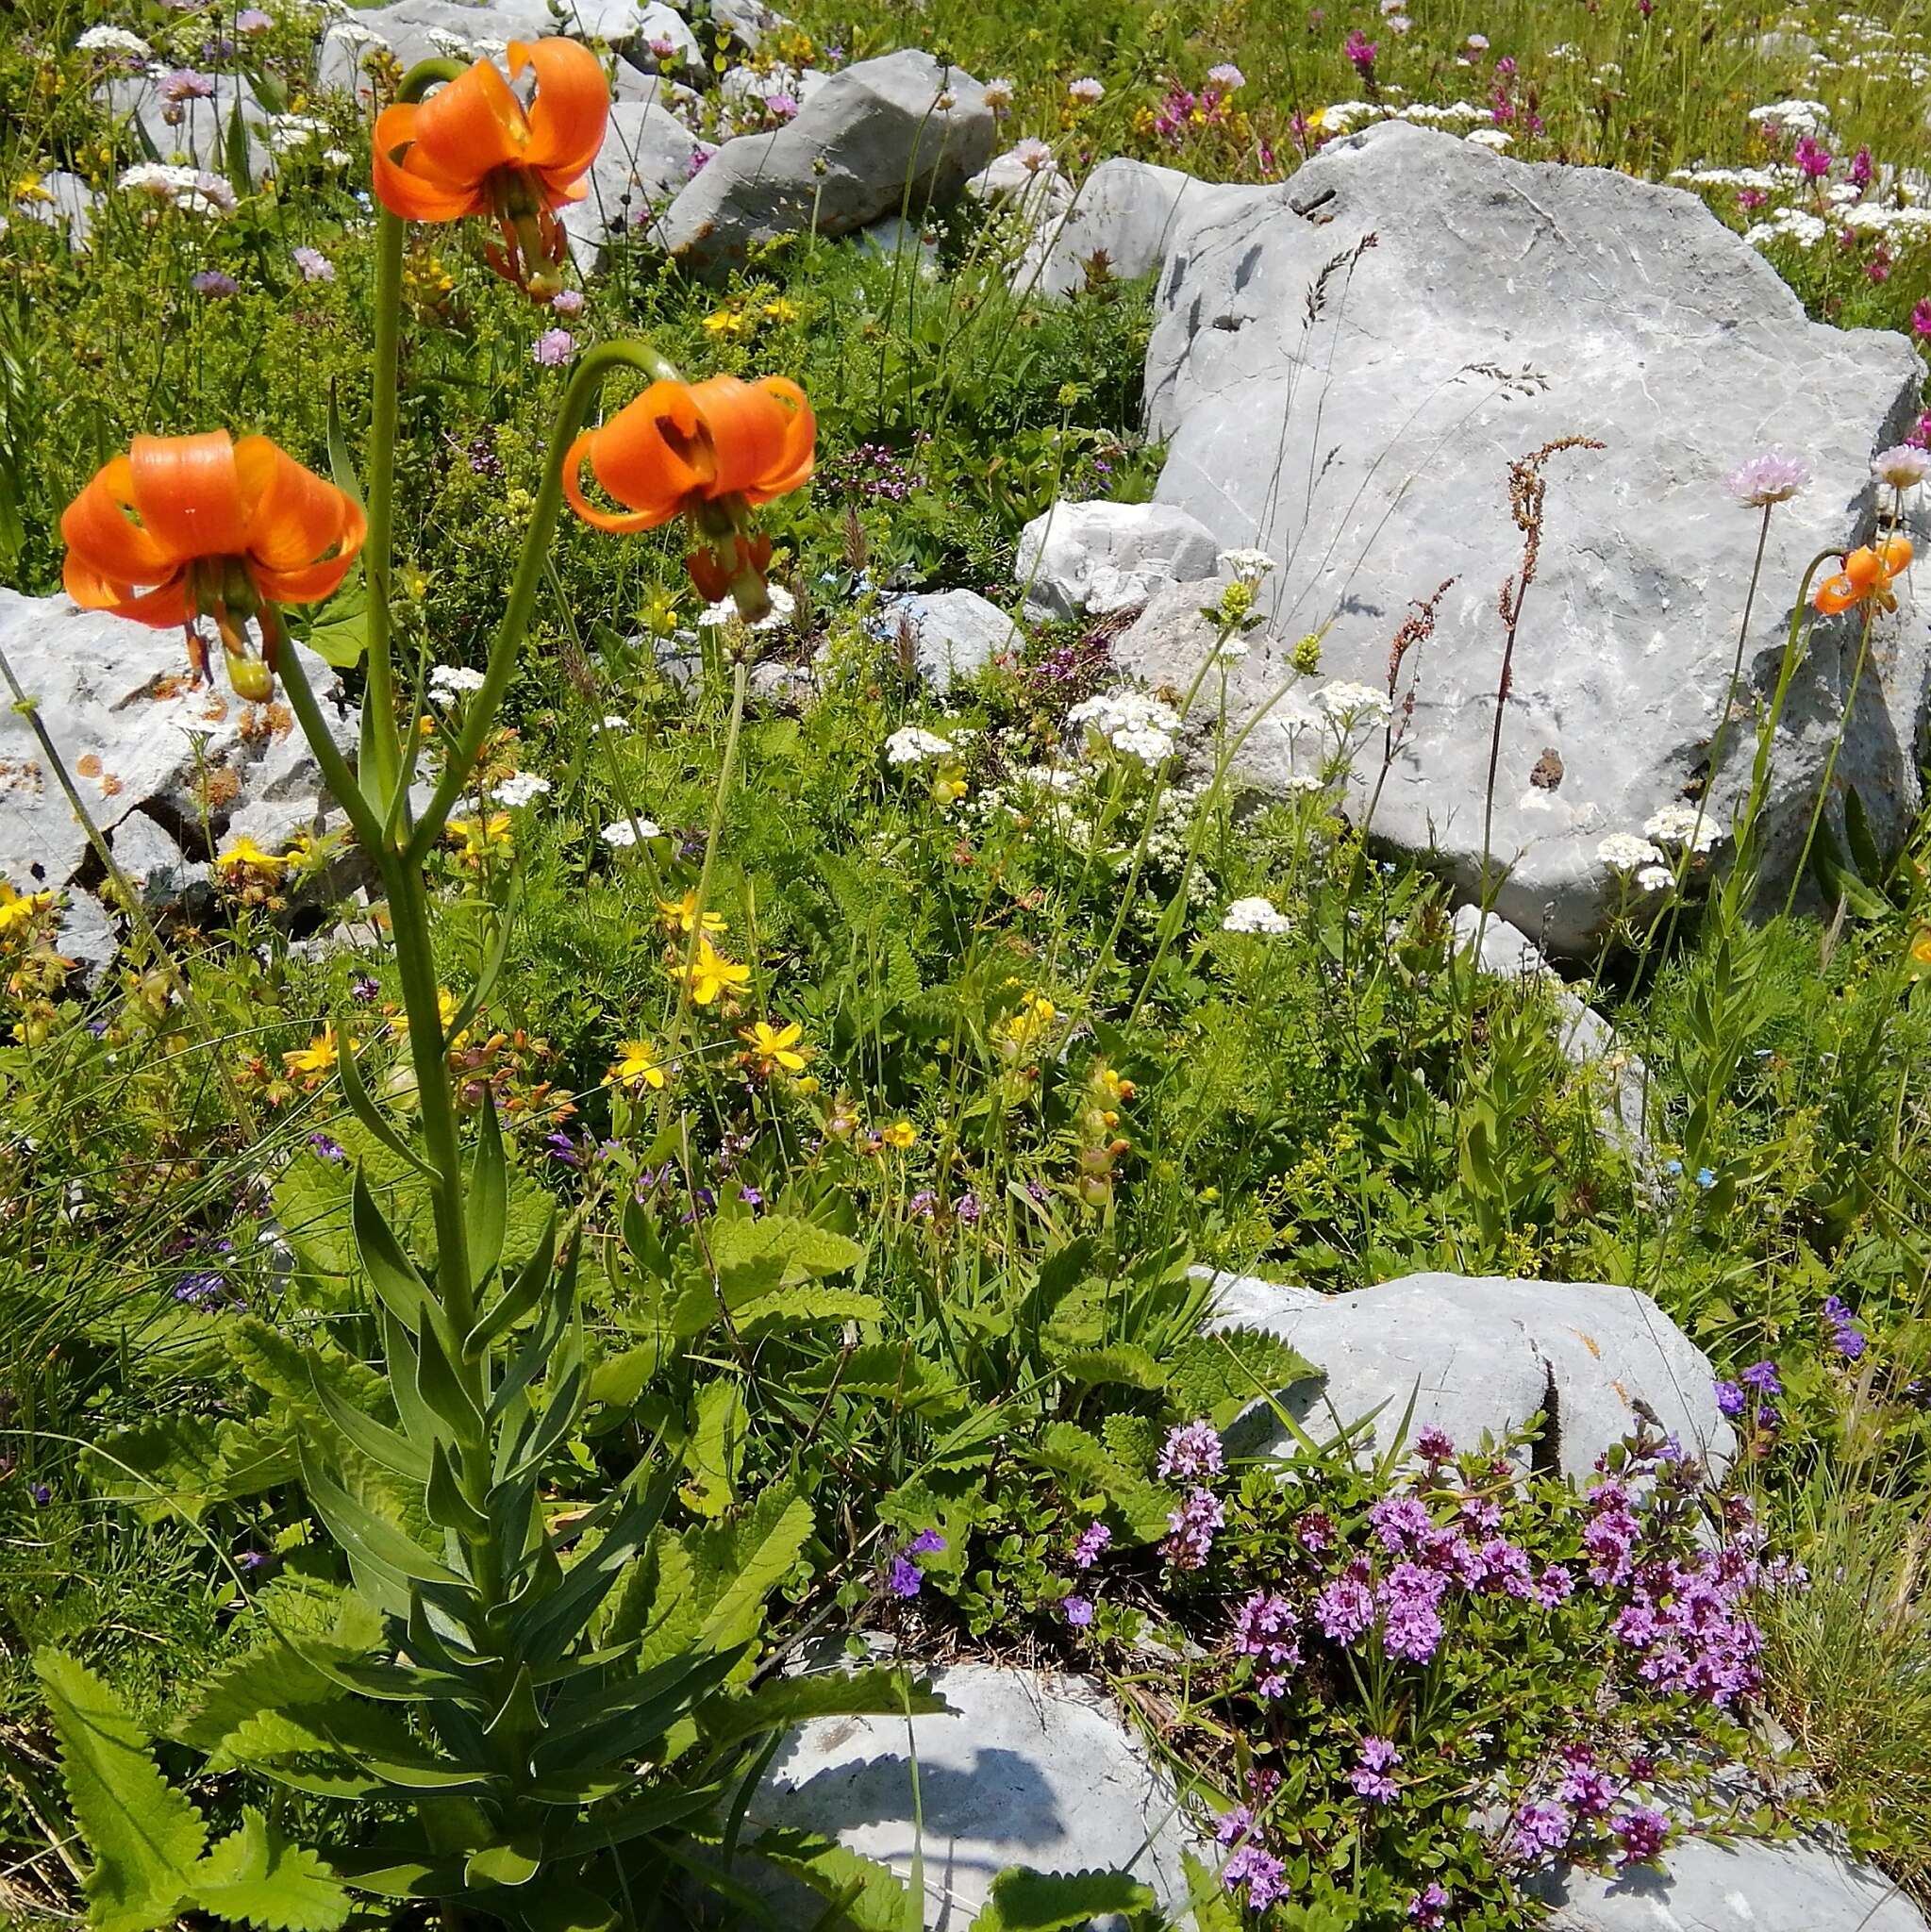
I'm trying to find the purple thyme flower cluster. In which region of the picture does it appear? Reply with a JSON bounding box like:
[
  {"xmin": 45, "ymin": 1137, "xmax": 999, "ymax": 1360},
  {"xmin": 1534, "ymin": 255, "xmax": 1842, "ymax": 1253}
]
[
  {"xmin": 1163, "ymin": 1486, "xmax": 1224, "ymax": 1571},
  {"xmin": 1215, "ymin": 1773, "xmax": 1288, "ymax": 1911},
  {"xmin": 1157, "ymin": 1417, "xmax": 1224, "ymax": 1479},
  {"xmin": 1506, "ymin": 1744, "xmax": 1672, "ymax": 1874},
  {"xmin": 820, "ymin": 438, "xmax": 928, "ymax": 502},
  {"xmin": 1232, "ymin": 1589, "xmax": 1300, "ymax": 1698},
  {"xmin": 1348, "ymin": 1736, "xmax": 1401, "ymax": 1804}
]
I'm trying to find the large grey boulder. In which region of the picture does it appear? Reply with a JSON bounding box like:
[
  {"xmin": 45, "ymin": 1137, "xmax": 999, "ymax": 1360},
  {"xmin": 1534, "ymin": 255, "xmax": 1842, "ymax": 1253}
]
[
  {"xmin": 656, "ymin": 50, "xmax": 994, "ymax": 275},
  {"xmin": 1019, "ymin": 157, "xmax": 1250, "ymax": 300},
  {"xmin": 1208, "ymin": 1271, "xmax": 1734, "ymax": 1479},
  {"xmin": 1531, "ymin": 1834, "xmax": 1927, "ymax": 1930},
  {"xmin": 561, "ymin": 99, "xmax": 717, "ymax": 267},
  {"xmin": 1129, "ymin": 120, "xmax": 1931, "ymax": 954},
  {"xmin": 0, "ymin": 591, "xmax": 357, "ymax": 940},
  {"xmin": 1017, "ymin": 499, "xmax": 1223, "ymax": 621},
  {"xmin": 741, "ymin": 1662, "xmax": 1205, "ymax": 1928},
  {"xmin": 316, "ymin": 0, "xmax": 553, "ymax": 94},
  {"xmin": 871, "ymin": 590, "xmax": 1020, "ymax": 690}
]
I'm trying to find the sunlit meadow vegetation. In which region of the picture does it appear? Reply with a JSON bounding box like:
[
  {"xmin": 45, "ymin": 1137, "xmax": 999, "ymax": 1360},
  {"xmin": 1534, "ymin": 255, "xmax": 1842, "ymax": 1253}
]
[{"xmin": 6, "ymin": 0, "xmax": 1931, "ymax": 1925}]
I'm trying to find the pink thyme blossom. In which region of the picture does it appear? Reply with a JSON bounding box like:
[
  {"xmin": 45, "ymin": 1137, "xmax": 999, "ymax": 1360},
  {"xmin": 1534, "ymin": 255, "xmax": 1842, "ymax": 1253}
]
[{"xmin": 1344, "ymin": 27, "xmax": 1378, "ymax": 77}]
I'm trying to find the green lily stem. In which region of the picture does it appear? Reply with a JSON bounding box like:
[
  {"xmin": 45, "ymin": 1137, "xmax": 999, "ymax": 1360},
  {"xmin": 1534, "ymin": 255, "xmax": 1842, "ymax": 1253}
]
[
  {"xmin": 361, "ymin": 58, "xmax": 464, "ymax": 815},
  {"xmin": 406, "ymin": 339, "xmax": 682, "ymax": 866}
]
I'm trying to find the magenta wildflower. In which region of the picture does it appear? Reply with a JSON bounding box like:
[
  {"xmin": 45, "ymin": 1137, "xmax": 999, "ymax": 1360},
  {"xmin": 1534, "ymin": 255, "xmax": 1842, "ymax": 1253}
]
[
  {"xmin": 1344, "ymin": 26, "xmax": 1377, "ymax": 75},
  {"xmin": 1615, "ymin": 1806, "xmax": 1670, "ymax": 1869},
  {"xmin": 1158, "ymin": 1419, "xmax": 1224, "ymax": 1480},
  {"xmin": 1377, "ymin": 1561, "xmax": 1447, "ymax": 1663},
  {"xmin": 1414, "ymin": 1425, "xmax": 1455, "ymax": 1463},
  {"xmin": 1233, "ymin": 1589, "xmax": 1301, "ymax": 1696},
  {"xmin": 531, "ymin": 327, "xmax": 575, "ymax": 367},
  {"xmin": 1407, "ymin": 1883, "xmax": 1449, "ymax": 1927},
  {"xmin": 1792, "ymin": 134, "xmax": 1832, "ymax": 179},
  {"xmin": 1849, "ymin": 145, "xmax": 1873, "ymax": 190},
  {"xmin": 1314, "ymin": 1559, "xmax": 1375, "ymax": 1644},
  {"xmin": 1071, "ymin": 1519, "xmax": 1111, "ymax": 1569},
  {"xmin": 1163, "ymin": 1487, "xmax": 1224, "ymax": 1571},
  {"xmin": 1914, "ymin": 299, "xmax": 1931, "ymax": 340},
  {"xmin": 1349, "ymin": 1736, "xmax": 1401, "ymax": 1804},
  {"xmin": 159, "ymin": 67, "xmax": 217, "ymax": 104},
  {"xmin": 1507, "ymin": 1799, "xmax": 1573, "ymax": 1860},
  {"xmin": 1534, "ymin": 1563, "xmax": 1574, "ymax": 1607}
]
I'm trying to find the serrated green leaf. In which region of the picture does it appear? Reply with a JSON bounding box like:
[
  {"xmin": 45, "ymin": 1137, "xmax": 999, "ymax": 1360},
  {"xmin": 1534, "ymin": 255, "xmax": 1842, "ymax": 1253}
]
[
  {"xmin": 692, "ymin": 1485, "xmax": 814, "ymax": 1648},
  {"xmin": 187, "ymin": 1808, "xmax": 351, "ymax": 1931},
  {"xmin": 966, "ymin": 1867, "xmax": 1157, "ymax": 1930},
  {"xmin": 750, "ymin": 1829, "xmax": 911, "ymax": 1932},
  {"xmin": 1051, "ymin": 1342, "xmax": 1168, "ymax": 1391},
  {"xmin": 33, "ymin": 1649, "xmax": 205, "ymax": 1932},
  {"xmin": 735, "ymin": 1286, "xmax": 885, "ymax": 1340},
  {"xmin": 1166, "ymin": 1328, "xmax": 1320, "ymax": 1427},
  {"xmin": 602, "ymin": 1530, "xmax": 702, "ymax": 1668},
  {"xmin": 230, "ymin": 1318, "xmax": 386, "ymax": 1430},
  {"xmin": 680, "ymin": 1377, "xmax": 747, "ymax": 1518},
  {"xmin": 793, "ymin": 1343, "xmax": 967, "ymax": 1417},
  {"xmin": 1098, "ymin": 1413, "xmax": 1161, "ymax": 1475},
  {"xmin": 82, "ymin": 1414, "xmax": 230, "ymax": 1524},
  {"xmin": 1024, "ymin": 1423, "xmax": 1129, "ymax": 1497}
]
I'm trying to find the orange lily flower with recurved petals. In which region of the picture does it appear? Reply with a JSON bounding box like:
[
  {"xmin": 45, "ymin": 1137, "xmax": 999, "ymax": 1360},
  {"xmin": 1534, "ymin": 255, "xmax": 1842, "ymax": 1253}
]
[
  {"xmin": 372, "ymin": 38, "xmax": 608, "ymax": 298},
  {"xmin": 564, "ymin": 375, "xmax": 814, "ymax": 620},
  {"xmin": 61, "ymin": 431, "xmax": 365, "ymax": 699},
  {"xmin": 1814, "ymin": 535, "xmax": 1913, "ymax": 616}
]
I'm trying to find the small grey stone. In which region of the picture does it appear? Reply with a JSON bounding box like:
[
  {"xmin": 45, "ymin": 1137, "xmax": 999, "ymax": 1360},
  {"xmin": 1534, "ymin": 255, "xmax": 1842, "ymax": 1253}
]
[
  {"xmin": 656, "ymin": 50, "xmax": 994, "ymax": 276},
  {"xmin": 873, "ymin": 590, "xmax": 1019, "ymax": 691},
  {"xmin": 107, "ymin": 811, "xmax": 208, "ymax": 910},
  {"xmin": 1194, "ymin": 1266, "xmax": 1325, "ymax": 1325},
  {"xmin": 741, "ymin": 1662, "xmax": 1207, "ymax": 1930},
  {"xmin": 1133, "ymin": 121, "xmax": 1931, "ymax": 953},
  {"xmin": 704, "ymin": 0, "xmax": 791, "ymax": 53},
  {"xmin": 1530, "ymin": 1833, "xmax": 1928, "ymax": 1931},
  {"xmin": 1017, "ymin": 499, "xmax": 1223, "ymax": 622},
  {"xmin": 53, "ymin": 891, "xmax": 119, "ymax": 989},
  {"xmin": 1209, "ymin": 1271, "xmax": 1734, "ymax": 1479},
  {"xmin": 855, "ymin": 212, "xmax": 939, "ymax": 275},
  {"xmin": 562, "ymin": 98, "xmax": 717, "ymax": 268}
]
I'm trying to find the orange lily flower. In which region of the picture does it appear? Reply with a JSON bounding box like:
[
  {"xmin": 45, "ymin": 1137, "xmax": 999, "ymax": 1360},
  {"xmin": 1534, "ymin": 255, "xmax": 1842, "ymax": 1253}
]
[
  {"xmin": 61, "ymin": 431, "xmax": 365, "ymax": 699},
  {"xmin": 372, "ymin": 38, "xmax": 607, "ymax": 299},
  {"xmin": 564, "ymin": 375, "xmax": 814, "ymax": 618},
  {"xmin": 1814, "ymin": 535, "xmax": 1913, "ymax": 616}
]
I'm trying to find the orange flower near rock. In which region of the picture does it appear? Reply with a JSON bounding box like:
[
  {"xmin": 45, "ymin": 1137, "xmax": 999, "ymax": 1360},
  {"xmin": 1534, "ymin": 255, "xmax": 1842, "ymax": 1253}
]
[
  {"xmin": 372, "ymin": 38, "xmax": 608, "ymax": 297},
  {"xmin": 61, "ymin": 431, "xmax": 365, "ymax": 698},
  {"xmin": 1814, "ymin": 535, "xmax": 1913, "ymax": 616},
  {"xmin": 564, "ymin": 375, "xmax": 814, "ymax": 617}
]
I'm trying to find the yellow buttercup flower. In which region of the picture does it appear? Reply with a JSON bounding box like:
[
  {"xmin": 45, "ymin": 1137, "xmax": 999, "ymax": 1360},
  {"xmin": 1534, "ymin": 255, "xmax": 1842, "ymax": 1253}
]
[
  {"xmin": 658, "ymin": 890, "xmax": 726, "ymax": 937},
  {"xmin": 675, "ymin": 936, "xmax": 750, "ymax": 1007},
  {"xmin": 284, "ymin": 1024, "xmax": 340, "ymax": 1080},
  {"xmin": 741, "ymin": 1018, "xmax": 807, "ymax": 1075},
  {"xmin": 217, "ymin": 835, "xmax": 286, "ymax": 875},
  {"xmin": 881, "ymin": 1119, "xmax": 917, "ymax": 1150},
  {"xmin": 608, "ymin": 1037, "xmax": 667, "ymax": 1091},
  {"xmin": 0, "ymin": 880, "xmax": 54, "ymax": 941}
]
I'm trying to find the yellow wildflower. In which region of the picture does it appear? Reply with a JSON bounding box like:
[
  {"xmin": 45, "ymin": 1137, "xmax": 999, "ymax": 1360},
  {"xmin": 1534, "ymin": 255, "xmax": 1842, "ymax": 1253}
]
[
  {"xmin": 997, "ymin": 991, "xmax": 1058, "ymax": 1059},
  {"xmin": 217, "ymin": 835, "xmax": 286, "ymax": 875},
  {"xmin": 675, "ymin": 936, "xmax": 750, "ymax": 1007},
  {"xmin": 741, "ymin": 1019, "xmax": 808, "ymax": 1075},
  {"xmin": 658, "ymin": 891, "xmax": 726, "ymax": 937},
  {"xmin": 284, "ymin": 1024, "xmax": 340, "ymax": 1080},
  {"xmin": 763, "ymin": 296, "xmax": 800, "ymax": 324},
  {"xmin": 881, "ymin": 1119, "xmax": 917, "ymax": 1150},
  {"xmin": 702, "ymin": 306, "xmax": 750, "ymax": 337},
  {"xmin": 608, "ymin": 1038, "xmax": 667, "ymax": 1091},
  {"xmin": 448, "ymin": 812, "xmax": 512, "ymax": 866},
  {"xmin": 1910, "ymin": 928, "xmax": 1931, "ymax": 980},
  {"xmin": 0, "ymin": 880, "xmax": 54, "ymax": 941}
]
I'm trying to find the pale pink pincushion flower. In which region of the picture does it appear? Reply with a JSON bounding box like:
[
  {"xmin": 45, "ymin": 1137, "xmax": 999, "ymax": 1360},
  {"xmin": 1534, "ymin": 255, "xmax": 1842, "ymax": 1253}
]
[{"xmin": 1724, "ymin": 451, "xmax": 1810, "ymax": 508}]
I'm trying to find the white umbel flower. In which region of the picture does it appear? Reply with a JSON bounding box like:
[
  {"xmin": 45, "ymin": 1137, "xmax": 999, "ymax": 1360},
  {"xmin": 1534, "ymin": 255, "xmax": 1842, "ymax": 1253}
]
[
  {"xmin": 1598, "ymin": 833, "xmax": 1666, "ymax": 873},
  {"xmin": 1066, "ymin": 689, "xmax": 1182, "ymax": 764},
  {"xmin": 885, "ymin": 726, "xmax": 952, "ymax": 767},
  {"xmin": 1223, "ymin": 895, "xmax": 1290, "ymax": 935},
  {"xmin": 602, "ymin": 817, "xmax": 661, "ymax": 847},
  {"xmin": 490, "ymin": 772, "xmax": 552, "ymax": 808},
  {"xmin": 1643, "ymin": 803, "xmax": 1723, "ymax": 853}
]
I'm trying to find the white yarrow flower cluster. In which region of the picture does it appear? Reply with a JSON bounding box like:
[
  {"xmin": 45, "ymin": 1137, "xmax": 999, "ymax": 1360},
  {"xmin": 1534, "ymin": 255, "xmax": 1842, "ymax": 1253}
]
[
  {"xmin": 885, "ymin": 725, "xmax": 952, "ymax": 767},
  {"xmin": 490, "ymin": 772, "xmax": 552, "ymax": 808},
  {"xmin": 75, "ymin": 24, "xmax": 151, "ymax": 56},
  {"xmin": 1643, "ymin": 803, "xmax": 1722, "ymax": 853},
  {"xmin": 601, "ymin": 817, "xmax": 661, "ymax": 847},
  {"xmin": 1067, "ymin": 690, "xmax": 1181, "ymax": 765},
  {"xmin": 428, "ymin": 663, "xmax": 486, "ymax": 700},
  {"xmin": 116, "ymin": 163, "xmax": 237, "ymax": 214},
  {"xmin": 1223, "ymin": 895, "xmax": 1290, "ymax": 935},
  {"xmin": 1217, "ymin": 546, "xmax": 1276, "ymax": 585},
  {"xmin": 1598, "ymin": 832, "xmax": 1666, "ymax": 873},
  {"xmin": 1636, "ymin": 864, "xmax": 1675, "ymax": 893},
  {"xmin": 1314, "ymin": 680, "xmax": 1394, "ymax": 727}
]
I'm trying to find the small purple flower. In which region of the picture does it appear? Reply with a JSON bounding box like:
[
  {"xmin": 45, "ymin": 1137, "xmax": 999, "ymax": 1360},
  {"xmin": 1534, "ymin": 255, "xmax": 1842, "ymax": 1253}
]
[
  {"xmin": 1713, "ymin": 1378, "xmax": 1746, "ymax": 1419},
  {"xmin": 1349, "ymin": 1736, "xmax": 1401, "ymax": 1804},
  {"xmin": 532, "ymin": 327, "xmax": 575, "ymax": 367},
  {"xmin": 737, "ymin": 1184, "xmax": 763, "ymax": 1208},
  {"xmin": 1834, "ymin": 1324, "xmax": 1867, "ymax": 1360},
  {"xmin": 1314, "ymin": 1560, "xmax": 1375, "ymax": 1644},
  {"xmin": 236, "ymin": 1547, "xmax": 270, "ymax": 1571},
  {"xmin": 351, "ymin": 974, "xmax": 381, "ymax": 1003},
  {"xmin": 1849, "ymin": 145, "xmax": 1873, "ymax": 191},
  {"xmin": 1157, "ymin": 1418, "xmax": 1224, "ymax": 1480},
  {"xmin": 955, "ymin": 1191, "xmax": 981, "ymax": 1224},
  {"xmin": 764, "ymin": 90, "xmax": 800, "ymax": 119},
  {"xmin": 551, "ymin": 287, "xmax": 585, "ymax": 315},
  {"xmin": 1557, "ymin": 1763, "xmax": 1619, "ymax": 1818},
  {"xmin": 1369, "ymin": 1494, "xmax": 1434, "ymax": 1553},
  {"xmin": 1233, "ymin": 1589, "xmax": 1301, "ymax": 1694},
  {"xmin": 1072, "ymin": 1520, "xmax": 1111, "ymax": 1569},
  {"xmin": 1222, "ymin": 1843, "xmax": 1289, "ymax": 1911},
  {"xmin": 1415, "ymin": 1426, "xmax": 1455, "ymax": 1463},
  {"xmin": 686, "ymin": 145, "xmax": 710, "ymax": 178},
  {"xmin": 1062, "ymin": 1593, "xmax": 1093, "ymax": 1626},
  {"xmin": 1507, "ymin": 1799, "xmax": 1573, "ymax": 1860},
  {"xmin": 159, "ymin": 67, "xmax": 217, "ymax": 104},
  {"xmin": 1740, "ymin": 1360, "xmax": 1782, "ymax": 1397},
  {"xmin": 1534, "ymin": 1563, "xmax": 1574, "ymax": 1607},
  {"xmin": 1407, "ymin": 1883, "xmax": 1449, "ymax": 1927},
  {"xmin": 542, "ymin": 1131, "xmax": 580, "ymax": 1167},
  {"xmin": 191, "ymin": 270, "xmax": 239, "ymax": 297},
  {"xmin": 908, "ymin": 1190, "xmax": 937, "ymax": 1218},
  {"xmin": 887, "ymin": 1556, "xmax": 923, "ymax": 1599},
  {"xmin": 308, "ymin": 1132, "xmax": 346, "ymax": 1163},
  {"xmin": 291, "ymin": 245, "xmax": 334, "ymax": 282},
  {"xmin": 906, "ymin": 1528, "xmax": 946, "ymax": 1557},
  {"xmin": 237, "ymin": 8, "xmax": 273, "ymax": 28},
  {"xmin": 1615, "ymin": 1806, "xmax": 1670, "ymax": 1869},
  {"xmin": 1162, "ymin": 1487, "xmax": 1224, "ymax": 1571},
  {"xmin": 1477, "ymin": 1538, "xmax": 1535, "ymax": 1599},
  {"xmin": 30, "ymin": 1482, "xmax": 53, "ymax": 1506},
  {"xmin": 1344, "ymin": 27, "xmax": 1377, "ymax": 75}
]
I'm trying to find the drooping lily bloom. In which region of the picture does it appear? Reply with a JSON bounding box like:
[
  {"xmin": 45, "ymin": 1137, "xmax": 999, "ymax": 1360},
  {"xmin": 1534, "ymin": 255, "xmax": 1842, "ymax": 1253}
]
[
  {"xmin": 1814, "ymin": 534, "xmax": 1913, "ymax": 616},
  {"xmin": 372, "ymin": 38, "xmax": 607, "ymax": 298},
  {"xmin": 563, "ymin": 375, "xmax": 814, "ymax": 619},
  {"xmin": 62, "ymin": 431, "xmax": 365, "ymax": 698}
]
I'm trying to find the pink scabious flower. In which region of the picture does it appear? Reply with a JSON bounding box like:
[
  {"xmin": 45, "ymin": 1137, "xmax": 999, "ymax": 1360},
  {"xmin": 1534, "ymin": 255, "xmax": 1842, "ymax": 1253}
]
[
  {"xmin": 1344, "ymin": 27, "xmax": 1378, "ymax": 75},
  {"xmin": 1207, "ymin": 61, "xmax": 1245, "ymax": 89},
  {"xmin": 237, "ymin": 6, "xmax": 273, "ymax": 26},
  {"xmin": 551, "ymin": 287, "xmax": 585, "ymax": 315},
  {"xmin": 1158, "ymin": 1418, "xmax": 1224, "ymax": 1479},
  {"xmin": 291, "ymin": 244, "xmax": 333, "ymax": 282},
  {"xmin": 1724, "ymin": 450, "xmax": 1810, "ymax": 508},
  {"xmin": 1068, "ymin": 75, "xmax": 1105, "ymax": 103},
  {"xmin": 531, "ymin": 327, "xmax": 575, "ymax": 367},
  {"xmin": 764, "ymin": 91, "xmax": 800, "ymax": 119},
  {"xmin": 159, "ymin": 67, "xmax": 217, "ymax": 104}
]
